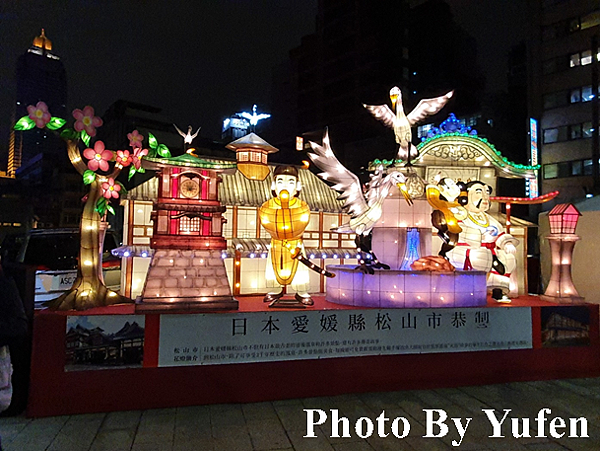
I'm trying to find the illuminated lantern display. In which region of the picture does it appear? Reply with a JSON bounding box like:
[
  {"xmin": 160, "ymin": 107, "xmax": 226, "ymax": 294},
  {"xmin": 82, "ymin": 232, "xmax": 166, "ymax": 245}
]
[
  {"xmin": 138, "ymin": 153, "xmax": 239, "ymax": 311},
  {"xmin": 308, "ymin": 130, "xmax": 411, "ymax": 273},
  {"xmin": 425, "ymin": 177, "xmax": 464, "ymax": 259},
  {"xmin": 13, "ymin": 102, "xmax": 144, "ymax": 310},
  {"xmin": 227, "ymin": 132, "xmax": 278, "ymax": 181},
  {"xmin": 541, "ymin": 203, "xmax": 584, "ymax": 303},
  {"xmin": 364, "ymin": 86, "xmax": 453, "ymax": 163},
  {"xmin": 239, "ymin": 104, "xmax": 271, "ymax": 131},
  {"xmin": 404, "ymin": 171, "xmax": 427, "ymax": 199},
  {"xmin": 258, "ymin": 165, "xmax": 313, "ymax": 307},
  {"xmin": 445, "ymin": 181, "xmax": 519, "ymax": 303}
]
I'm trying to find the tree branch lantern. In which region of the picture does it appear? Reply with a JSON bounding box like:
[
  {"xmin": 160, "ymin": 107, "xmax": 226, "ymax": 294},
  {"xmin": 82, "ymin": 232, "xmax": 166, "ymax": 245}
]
[
  {"xmin": 14, "ymin": 102, "xmax": 154, "ymax": 310},
  {"xmin": 226, "ymin": 132, "xmax": 278, "ymax": 181},
  {"xmin": 541, "ymin": 203, "xmax": 584, "ymax": 303}
]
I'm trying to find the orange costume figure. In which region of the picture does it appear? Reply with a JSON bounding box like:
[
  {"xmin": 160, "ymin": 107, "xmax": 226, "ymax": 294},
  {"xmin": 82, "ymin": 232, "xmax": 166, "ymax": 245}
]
[
  {"xmin": 258, "ymin": 166, "xmax": 312, "ymax": 306},
  {"xmin": 426, "ymin": 177, "xmax": 465, "ymax": 259}
]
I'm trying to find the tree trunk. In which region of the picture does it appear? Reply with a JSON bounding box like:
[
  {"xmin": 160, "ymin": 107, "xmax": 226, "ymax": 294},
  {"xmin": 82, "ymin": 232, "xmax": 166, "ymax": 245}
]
[{"xmin": 47, "ymin": 140, "xmax": 131, "ymax": 310}]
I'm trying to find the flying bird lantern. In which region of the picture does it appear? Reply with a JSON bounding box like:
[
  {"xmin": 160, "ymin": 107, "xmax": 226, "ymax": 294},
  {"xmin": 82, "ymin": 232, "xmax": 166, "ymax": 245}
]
[
  {"xmin": 364, "ymin": 87, "xmax": 453, "ymax": 163},
  {"xmin": 239, "ymin": 104, "xmax": 271, "ymax": 131},
  {"xmin": 308, "ymin": 130, "xmax": 412, "ymax": 273}
]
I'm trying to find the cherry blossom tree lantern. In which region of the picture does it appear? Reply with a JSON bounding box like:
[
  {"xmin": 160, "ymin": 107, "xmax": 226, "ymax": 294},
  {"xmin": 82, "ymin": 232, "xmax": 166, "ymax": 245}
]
[{"xmin": 13, "ymin": 101, "xmax": 160, "ymax": 310}]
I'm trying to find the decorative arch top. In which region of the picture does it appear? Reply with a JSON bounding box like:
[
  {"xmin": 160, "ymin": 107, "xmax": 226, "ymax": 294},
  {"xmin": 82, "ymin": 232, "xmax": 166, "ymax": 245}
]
[{"xmin": 416, "ymin": 133, "xmax": 538, "ymax": 179}]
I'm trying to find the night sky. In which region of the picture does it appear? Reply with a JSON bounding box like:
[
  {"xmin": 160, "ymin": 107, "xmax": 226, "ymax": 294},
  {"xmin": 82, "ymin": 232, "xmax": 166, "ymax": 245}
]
[{"xmin": 0, "ymin": 0, "xmax": 527, "ymax": 168}]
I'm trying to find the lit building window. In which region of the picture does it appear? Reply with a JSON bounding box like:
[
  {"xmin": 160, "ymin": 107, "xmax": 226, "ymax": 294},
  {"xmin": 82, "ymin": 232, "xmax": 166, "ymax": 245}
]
[
  {"xmin": 581, "ymin": 50, "xmax": 592, "ymax": 65},
  {"xmin": 417, "ymin": 123, "xmax": 433, "ymax": 138},
  {"xmin": 236, "ymin": 207, "xmax": 257, "ymax": 238},
  {"xmin": 570, "ymin": 53, "xmax": 580, "ymax": 67},
  {"xmin": 180, "ymin": 216, "xmax": 201, "ymax": 233},
  {"xmin": 581, "ymin": 85, "xmax": 594, "ymax": 102}
]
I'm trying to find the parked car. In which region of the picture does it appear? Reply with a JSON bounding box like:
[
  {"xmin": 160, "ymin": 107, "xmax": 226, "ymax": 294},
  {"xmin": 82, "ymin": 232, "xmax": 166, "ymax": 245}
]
[{"xmin": 0, "ymin": 228, "xmax": 121, "ymax": 308}]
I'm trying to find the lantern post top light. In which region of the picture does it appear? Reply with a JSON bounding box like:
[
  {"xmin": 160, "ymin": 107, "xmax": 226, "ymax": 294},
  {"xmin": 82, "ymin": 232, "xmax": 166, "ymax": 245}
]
[
  {"xmin": 226, "ymin": 132, "xmax": 279, "ymax": 154},
  {"xmin": 227, "ymin": 133, "xmax": 279, "ymax": 181},
  {"xmin": 548, "ymin": 203, "xmax": 581, "ymax": 235}
]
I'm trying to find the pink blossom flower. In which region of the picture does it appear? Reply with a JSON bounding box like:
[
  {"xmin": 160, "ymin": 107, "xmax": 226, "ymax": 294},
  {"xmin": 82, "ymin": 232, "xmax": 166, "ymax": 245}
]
[
  {"xmin": 115, "ymin": 150, "xmax": 132, "ymax": 167},
  {"xmin": 72, "ymin": 106, "xmax": 103, "ymax": 137},
  {"xmin": 127, "ymin": 130, "xmax": 144, "ymax": 149},
  {"xmin": 102, "ymin": 178, "xmax": 121, "ymax": 199},
  {"xmin": 27, "ymin": 101, "xmax": 51, "ymax": 128},
  {"xmin": 131, "ymin": 147, "xmax": 148, "ymax": 170},
  {"xmin": 83, "ymin": 141, "xmax": 113, "ymax": 172}
]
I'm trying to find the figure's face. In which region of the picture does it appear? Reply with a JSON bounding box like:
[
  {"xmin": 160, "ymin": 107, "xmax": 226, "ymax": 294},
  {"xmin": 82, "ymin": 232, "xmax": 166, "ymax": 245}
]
[
  {"xmin": 439, "ymin": 179, "xmax": 460, "ymax": 202},
  {"xmin": 466, "ymin": 183, "xmax": 490, "ymax": 213},
  {"xmin": 274, "ymin": 174, "xmax": 299, "ymax": 198}
]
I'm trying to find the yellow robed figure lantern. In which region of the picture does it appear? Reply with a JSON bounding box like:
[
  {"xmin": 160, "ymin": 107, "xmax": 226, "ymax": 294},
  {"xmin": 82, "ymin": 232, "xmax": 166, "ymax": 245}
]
[{"xmin": 259, "ymin": 165, "xmax": 312, "ymax": 306}]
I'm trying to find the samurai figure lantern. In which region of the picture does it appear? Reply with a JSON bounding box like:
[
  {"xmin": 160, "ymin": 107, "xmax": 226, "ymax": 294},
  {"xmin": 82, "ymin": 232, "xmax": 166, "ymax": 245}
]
[
  {"xmin": 259, "ymin": 166, "xmax": 310, "ymax": 285},
  {"xmin": 226, "ymin": 132, "xmax": 278, "ymax": 181}
]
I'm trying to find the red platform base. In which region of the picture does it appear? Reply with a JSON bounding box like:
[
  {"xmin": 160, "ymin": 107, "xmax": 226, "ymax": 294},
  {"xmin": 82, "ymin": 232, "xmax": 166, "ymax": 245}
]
[{"xmin": 27, "ymin": 295, "xmax": 600, "ymax": 418}]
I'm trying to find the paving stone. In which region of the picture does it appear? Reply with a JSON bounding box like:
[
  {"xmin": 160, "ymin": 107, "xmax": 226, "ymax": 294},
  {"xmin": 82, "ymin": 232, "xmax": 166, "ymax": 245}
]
[
  {"xmin": 2, "ymin": 416, "xmax": 69, "ymax": 451},
  {"xmin": 330, "ymin": 440, "xmax": 376, "ymax": 450},
  {"xmin": 286, "ymin": 426, "xmax": 336, "ymax": 451},
  {"xmin": 100, "ymin": 410, "xmax": 143, "ymax": 431},
  {"xmin": 46, "ymin": 414, "xmax": 104, "ymax": 451},
  {"xmin": 3, "ymin": 378, "xmax": 600, "ymax": 450},
  {"xmin": 243, "ymin": 401, "xmax": 281, "ymax": 424},
  {"xmin": 131, "ymin": 442, "xmax": 174, "ymax": 451},
  {"xmin": 246, "ymin": 420, "xmax": 292, "ymax": 450},
  {"xmin": 211, "ymin": 433, "xmax": 254, "ymax": 451},
  {"xmin": 89, "ymin": 429, "xmax": 136, "ymax": 451},
  {"xmin": 274, "ymin": 403, "xmax": 314, "ymax": 432}
]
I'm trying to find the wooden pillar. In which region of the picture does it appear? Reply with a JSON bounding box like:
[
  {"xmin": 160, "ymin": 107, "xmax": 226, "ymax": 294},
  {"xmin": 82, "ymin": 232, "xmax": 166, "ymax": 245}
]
[
  {"xmin": 232, "ymin": 205, "xmax": 238, "ymax": 238},
  {"xmin": 233, "ymin": 250, "xmax": 241, "ymax": 295},
  {"xmin": 124, "ymin": 200, "xmax": 135, "ymax": 298},
  {"xmin": 319, "ymin": 211, "xmax": 325, "ymax": 293}
]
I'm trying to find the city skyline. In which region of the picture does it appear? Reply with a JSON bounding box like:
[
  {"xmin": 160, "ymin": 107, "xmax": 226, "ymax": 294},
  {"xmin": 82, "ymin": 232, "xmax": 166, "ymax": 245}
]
[{"xmin": 0, "ymin": 1, "xmax": 527, "ymax": 170}]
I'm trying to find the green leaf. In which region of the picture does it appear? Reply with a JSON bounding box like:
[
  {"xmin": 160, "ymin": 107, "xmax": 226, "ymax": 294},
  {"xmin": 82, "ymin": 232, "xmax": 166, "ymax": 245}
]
[
  {"xmin": 83, "ymin": 170, "xmax": 96, "ymax": 185},
  {"xmin": 157, "ymin": 143, "xmax": 171, "ymax": 158},
  {"xmin": 137, "ymin": 167, "xmax": 145, "ymax": 174},
  {"xmin": 14, "ymin": 116, "xmax": 36, "ymax": 131},
  {"xmin": 116, "ymin": 181, "xmax": 128, "ymax": 196},
  {"xmin": 148, "ymin": 132, "xmax": 158, "ymax": 150},
  {"xmin": 95, "ymin": 197, "xmax": 107, "ymax": 216},
  {"xmin": 81, "ymin": 130, "xmax": 91, "ymax": 147},
  {"xmin": 46, "ymin": 117, "xmax": 66, "ymax": 130},
  {"xmin": 60, "ymin": 128, "xmax": 79, "ymax": 140},
  {"xmin": 128, "ymin": 165, "xmax": 137, "ymax": 181},
  {"xmin": 106, "ymin": 204, "xmax": 115, "ymax": 216}
]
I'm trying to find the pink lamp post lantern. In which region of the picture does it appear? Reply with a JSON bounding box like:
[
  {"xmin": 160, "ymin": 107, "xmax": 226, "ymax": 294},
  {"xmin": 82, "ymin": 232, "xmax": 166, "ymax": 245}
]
[{"xmin": 541, "ymin": 203, "xmax": 584, "ymax": 303}]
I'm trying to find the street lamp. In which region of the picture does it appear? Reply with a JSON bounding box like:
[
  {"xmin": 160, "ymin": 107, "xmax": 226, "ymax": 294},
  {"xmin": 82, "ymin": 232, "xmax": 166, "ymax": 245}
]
[
  {"xmin": 541, "ymin": 203, "xmax": 584, "ymax": 303},
  {"xmin": 226, "ymin": 132, "xmax": 278, "ymax": 181}
]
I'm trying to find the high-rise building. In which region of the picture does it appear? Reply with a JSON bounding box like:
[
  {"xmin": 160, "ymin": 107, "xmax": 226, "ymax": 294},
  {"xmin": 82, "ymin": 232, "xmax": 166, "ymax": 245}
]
[
  {"xmin": 409, "ymin": 0, "xmax": 485, "ymax": 115},
  {"xmin": 8, "ymin": 29, "xmax": 67, "ymax": 179},
  {"xmin": 528, "ymin": 1, "xmax": 600, "ymax": 203},
  {"xmin": 272, "ymin": 0, "xmax": 485, "ymax": 175},
  {"xmin": 271, "ymin": 0, "xmax": 412, "ymax": 174}
]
